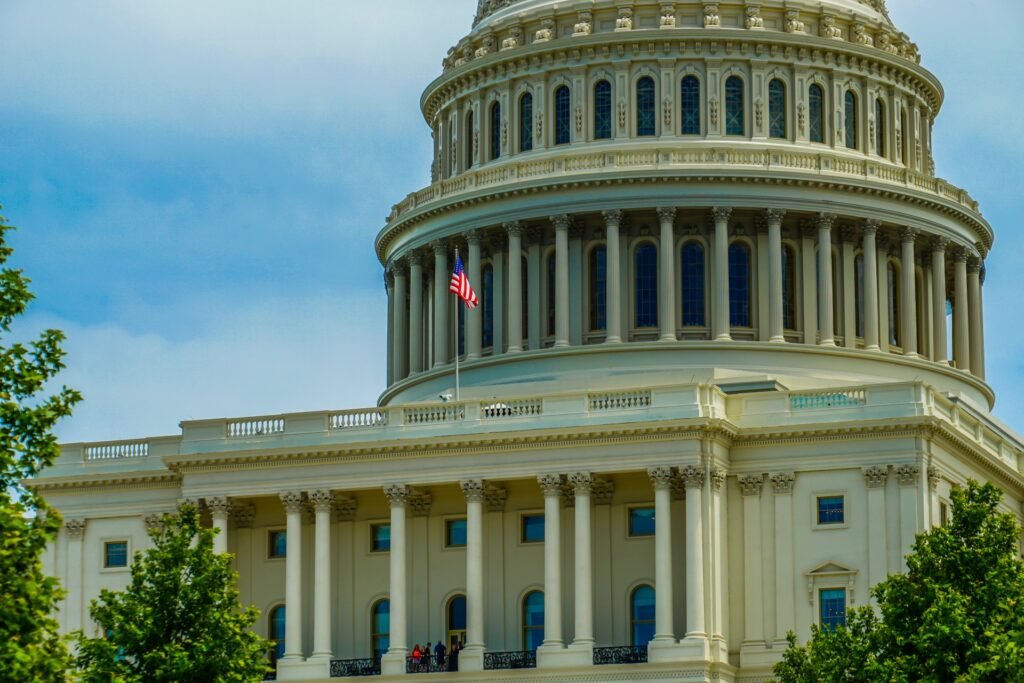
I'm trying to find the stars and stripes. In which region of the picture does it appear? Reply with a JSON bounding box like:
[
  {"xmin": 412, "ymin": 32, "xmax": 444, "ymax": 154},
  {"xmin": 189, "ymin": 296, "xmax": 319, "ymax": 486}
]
[{"xmin": 450, "ymin": 253, "xmax": 478, "ymax": 308}]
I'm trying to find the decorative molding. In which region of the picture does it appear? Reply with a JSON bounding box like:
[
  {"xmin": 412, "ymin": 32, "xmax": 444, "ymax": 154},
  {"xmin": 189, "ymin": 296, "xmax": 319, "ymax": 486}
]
[
  {"xmin": 862, "ymin": 465, "xmax": 889, "ymax": 488},
  {"xmin": 65, "ymin": 518, "xmax": 87, "ymax": 538},
  {"xmin": 591, "ymin": 477, "xmax": 614, "ymax": 505},
  {"xmin": 384, "ymin": 484, "xmax": 411, "ymax": 507},
  {"xmin": 680, "ymin": 464, "xmax": 705, "ymax": 490},
  {"xmin": 568, "ymin": 471, "xmax": 593, "ymax": 495},
  {"xmin": 538, "ymin": 473, "xmax": 564, "ymax": 496},
  {"xmin": 308, "ymin": 489, "xmax": 334, "ymax": 513},
  {"xmin": 232, "ymin": 504, "xmax": 255, "ymax": 528},
  {"xmin": 484, "ymin": 485, "xmax": 508, "ymax": 512},
  {"xmin": 206, "ymin": 496, "xmax": 232, "ymax": 517},
  {"xmin": 738, "ymin": 474, "xmax": 764, "ymax": 496},
  {"xmin": 710, "ymin": 467, "xmax": 726, "ymax": 492},
  {"xmin": 647, "ymin": 466, "xmax": 675, "ymax": 491},
  {"xmin": 334, "ymin": 496, "xmax": 358, "ymax": 522},
  {"xmin": 927, "ymin": 466, "xmax": 941, "ymax": 491},
  {"xmin": 771, "ymin": 472, "xmax": 795, "ymax": 495},
  {"xmin": 280, "ymin": 491, "xmax": 305, "ymax": 514},
  {"xmin": 143, "ymin": 513, "xmax": 166, "ymax": 532},
  {"xmin": 895, "ymin": 464, "xmax": 920, "ymax": 486},
  {"xmin": 460, "ymin": 479, "xmax": 487, "ymax": 502},
  {"xmin": 409, "ymin": 491, "xmax": 432, "ymax": 517}
]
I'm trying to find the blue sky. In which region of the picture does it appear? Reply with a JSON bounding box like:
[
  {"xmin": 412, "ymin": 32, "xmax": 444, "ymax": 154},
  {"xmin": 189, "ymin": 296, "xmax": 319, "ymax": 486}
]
[{"xmin": 0, "ymin": 0, "xmax": 1022, "ymax": 442}]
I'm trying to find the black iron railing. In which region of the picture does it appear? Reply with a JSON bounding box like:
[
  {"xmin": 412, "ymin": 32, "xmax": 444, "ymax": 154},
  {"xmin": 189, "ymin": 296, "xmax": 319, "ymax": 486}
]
[
  {"xmin": 406, "ymin": 656, "xmax": 454, "ymax": 674},
  {"xmin": 593, "ymin": 645, "xmax": 648, "ymax": 665},
  {"xmin": 483, "ymin": 651, "xmax": 537, "ymax": 670},
  {"xmin": 330, "ymin": 658, "xmax": 381, "ymax": 677}
]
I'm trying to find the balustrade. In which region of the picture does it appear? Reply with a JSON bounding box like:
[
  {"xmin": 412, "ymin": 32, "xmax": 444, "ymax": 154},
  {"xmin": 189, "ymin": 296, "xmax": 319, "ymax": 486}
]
[
  {"xmin": 593, "ymin": 645, "xmax": 648, "ymax": 665},
  {"xmin": 330, "ymin": 658, "xmax": 381, "ymax": 677},
  {"xmin": 85, "ymin": 440, "xmax": 148, "ymax": 460},
  {"xmin": 227, "ymin": 417, "xmax": 285, "ymax": 438},
  {"xmin": 483, "ymin": 651, "xmax": 537, "ymax": 670}
]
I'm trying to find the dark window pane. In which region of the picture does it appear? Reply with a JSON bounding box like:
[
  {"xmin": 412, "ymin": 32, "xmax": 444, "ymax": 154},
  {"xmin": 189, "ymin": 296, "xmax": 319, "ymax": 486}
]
[
  {"xmin": 817, "ymin": 496, "xmax": 845, "ymax": 525},
  {"xmin": 595, "ymin": 80, "xmax": 612, "ymax": 139},
  {"xmin": 490, "ymin": 103, "xmax": 502, "ymax": 160},
  {"xmin": 809, "ymin": 84, "xmax": 825, "ymax": 143},
  {"xmin": 523, "ymin": 591, "xmax": 545, "ymax": 651},
  {"xmin": 681, "ymin": 242, "xmax": 705, "ymax": 326},
  {"xmin": 782, "ymin": 246, "xmax": 796, "ymax": 330},
  {"xmin": 372, "ymin": 523, "xmax": 392, "ymax": 552},
  {"xmin": 446, "ymin": 518, "xmax": 467, "ymax": 547},
  {"xmin": 820, "ymin": 589, "xmax": 847, "ymax": 630},
  {"xmin": 269, "ymin": 530, "xmax": 287, "ymax": 558},
  {"xmin": 769, "ymin": 79, "xmax": 786, "ymax": 139},
  {"xmin": 875, "ymin": 99, "xmax": 885, "ymax": 157},
  {"xmin": 590, "ymin": 246, "xmax": 607, "ymax": 331},
  {"xmin": 888, "ymin": 261, "xmax": 900, "ymax": 346},
  {"xmin": 728, "ymin": 243, "xmax": 751, "ymax": 327},
  {"xmin": 521, "ymin": 514, "xmax": 544, "ymax": 543},
  {"xmin": 448, "ymin": 596, "xmax": 467, "ymax": 629},
  {"xmin": 466, "ymin": 111, "xmax": 474, "ymax": 169},
  {"xmin": 636, "ymin": 77, "xmax": 656, "ymax": 136},
  {"xmin": 635, "ymin": 244, "xmax": 658, "ymax": 328},
  {"xmin": 483, "ymin": 265, "xmax": 494, "ymax": 347},
  {"xmin": 631, "ymin": 586, "xmax": 656, "ymax": 645},
  {"xmin": 628, "ymin": 507, "xmax": 656, "ymax": 537},
  {"xmin": 726, "ymin": 76, "xmax": 745, "ymax": 135},
  {"xmin": 520, "ymin": 94, "xmax": 533, "ymax": 152},
  {"xmin": 555, "ymin": 86, "xmax": 571, "ymax": 145},
  {"xmin": 845, "ymin": 90, "xmax": 858, "ymax": 150},
  {"xmin": 373, "ymin": 600, "xmax": 390, "ymax": 659},
  {"xmin": 271, "ymin": 606, "xmax": 287, "ymax": 662},
  {"xmin": 104, "ymin": 541, "xmax": 127, "ymax": 568},
  {"xmin": 681, "ymin": 76, "xmax": 701, "ymax": 135},
  {"xmin": 547, "ymin": 253, "xmax": 556, "ymax": 336}
]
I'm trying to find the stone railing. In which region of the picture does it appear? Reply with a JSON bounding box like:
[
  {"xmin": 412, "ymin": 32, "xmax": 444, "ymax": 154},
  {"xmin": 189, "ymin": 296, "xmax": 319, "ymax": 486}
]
[
  {"xmin": 589, "ymin": 390, "xmax": 652, "ymax": 412},
  {"xmin": 481, "ymin": 398, "xmax": 543, "ymax": 419},
  {"xmin": 403, "ymin": 403, "xmax": 466, "ymax": 425},
  {"xmin": 85, "ymin": 440, "xmax": 149, "ymax": 461},
  {"xmin": 227, "ymin": 416, "xmax": 286, "ymax": 438},
  {"xmin": 790, "ymin": 389, "xmax": 867, "ymax": 411},
  {"xmin": 330, "ymin": 408, "xmax": 389, "ymax": 430}
]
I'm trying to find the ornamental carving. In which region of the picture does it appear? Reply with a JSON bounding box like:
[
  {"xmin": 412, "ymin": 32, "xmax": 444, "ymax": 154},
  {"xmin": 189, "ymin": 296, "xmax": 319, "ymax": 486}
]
[
  {"xmin": 703, "ymin": 4, "xmax": 721, "ymax": 28},
  {"xmin": 785, "ymin": 10, "xmax": 805, "ymax": 33},
  {"xmin": 771, "ymin": 472, "xmax": 795, "ymax": 494},
  {"xmin": 384, "ymin": 484, "xmax": 411, "ymax": 507},
  {"xmin": 709, "ymin": 96, "xmax": 719, "ymax": 126},
  {"xmin": 504, "ymin": 220, "xmax": 522, "ymax": 237},
  {"xmin": 660, "ymin": 4, "xmax": 677, "ymax": 28},
  {"xmin": 568, "ymin": 471, "xmax": 593, "ymax": 496},
  {"xmin": 501, "ymin": 26, "xmax": 521, "ymax": 51},
  {"xmin": 895, "ymin": 465, "xmax": 920, "ymax": 486},
  {"xmin": 878, "ymin": 33, "xmax": 899, "ymax": 55},
  {"xmin": 308, "ymin": 489, "xmax": 334, "ymax": 513},
  {"xmin": 745, "ymin": 6, "xmax": 764, "ymax": 30},
  {"xmin": 618, "ymin": 100, "xmax": 627, "ymax": 129},
  {"xmin": 602, "ymin": 209, "xmax": 623, "ymax": 225},
  {"xmin": 535, "ymin": 18, "xmax": 555, "ymax": 43},
  {"xmin": 648, "ymin": 466, "xmax": 675, "ymax": 491},
  {"xmin": 616, "ymin": 8, "xmax": 633, "ymax": 31},
  {"xmin": 501, "ymin": 120, "xmax": 508, "ymax": 149},
  {"xmin": 928, "ymin": 467, "xmax": 941, "ymax": 491},
  {"xmin": 207, "ymin": 497, "xmax": 232, "ymax": 517},
  {"xmin": 460, "ymin": 479, "xmax": 487, "ymax": 502},
  {"xmin": 409, "ymin": 492, "xmax": 432, "ymax": 517},
  {"xmin": 592, "ymin": 478, "xmax": 615, "ymax": 505},
  {"xmin": 334, "ymin": 496, "xmax": 357, "ymax": 522},
  {"xmin": 144, "ymin": 513, "xmax": 166, "ymax": 532},
  {"xmin": 535, "ymin": 112, "xmax": 543, "ymax": 139},
  {"xmin": 681, "ymin": 465, "xmax": 705, "ymax": 489},
  {"xmin": 710, "ymin": 467, "xmax": 726, "ymax": 491},
  {"xmin": 280, "ymin": 491, "xmax": 305, "ymax": 514},
  {"xmin": 821, "ymin": 16, "xmax": 844, "ymax": 40},
  {"xmin": 65, "ymin": 518, "xmax": 87, "ymax": 538},
  {"xmin": 863, "ymin": 465, "xmax": 889, "ymax": 488},
  {"xmin": 484, "ymin": 485, "xmax": 508, "ymax": 512},
  {"xmin": 538, "ymin": 473, "xmax": 564, "ymax": 496},
  {"xmin": 475, "ymin": 35, "xmax": 495, "ymax": 59},
  {"xmin": 738, "ymin": 474, "xmax": 764, "ymax": 496},
  {"xmin": 573, "ymin": 11, "xmax": 593, "ymax": 37},
  {"xmin": 754, "ymin": 99, "xmax": 764, "ymax": 129},
  {"xmin": 711, "ymin": 206, "xmax": 732, "ymax": 223},
  {"xmin": 853, "ymin": 23, "xmax": 874, "ymax": 46},
  {"xmin": 798, "ymin": 102, "xmax": 807, "ymax": 134},
  {"xmin": 663, "ymin": 97, "xmax": 672, "ymax": 126},
  {"xmin": 575, "ymin": 106, "xmax": 583, "ymax": 133}
]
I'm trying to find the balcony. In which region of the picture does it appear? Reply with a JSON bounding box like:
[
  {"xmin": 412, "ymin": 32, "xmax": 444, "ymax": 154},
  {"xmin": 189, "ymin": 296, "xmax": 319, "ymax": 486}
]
[
  {"xmin": 483, "ymin": 651, "xmax": 536, "ymax": 670},
  {"xmin": 593, "ymin": 645, "xmax": 648, "ymax": 665}
]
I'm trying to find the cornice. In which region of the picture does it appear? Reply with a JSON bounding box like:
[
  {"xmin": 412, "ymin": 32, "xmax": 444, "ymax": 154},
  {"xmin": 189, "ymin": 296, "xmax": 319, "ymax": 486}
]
[{"xmin": 28, "ymin": 470, "xmax": 181, "ymax": 492}]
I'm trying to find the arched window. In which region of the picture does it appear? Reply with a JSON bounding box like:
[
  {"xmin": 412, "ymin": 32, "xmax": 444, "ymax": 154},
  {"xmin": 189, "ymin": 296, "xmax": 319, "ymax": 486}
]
[
  {"xmin": 855, "ymin": 254, "xmax": 865, "ymax": 338},
  {"xmin": 589, "ymin": 246, "xmax": 607, "ymax": 332},
  {"xmin": 519, "ymin": 93, "xmax": 533, "ymax": 152},
  {"xmin": 522, "ymin": 591, "xmax": 544, "ymax": 652},
  {"xmin": 269, "ymin": 605, "xmax": 286, "ymax": 666},
  {"xmin": 630, "ymin": 585, "xmax": 656, "ymax": 646},
  {"xmin": 594, "ymin": 80, "xmax": 612, "ymax": 140},
  {"xmin": 782, "ymin": 245, "xmax": 796, "ymax": 330},
  {"xmin": 447, "ymin": 595, "xmax": 467, "ymax": 649},
  {"xmin": 448, "ymin": 117, "xmax": 457, "ymax": 177},
  {"xmin": 725, "ymin": 76, "xmax": 745, "ymax": 136},
  {"xmin": 888, "ymin": 260, "xmax": 900, "ymax": 347},
  {"xmin": 555, "ymin": 85, "xmax": 571, "ymax": 145},
  {"xmin": 808, "ymin": 84, "xmax": 825, "ymax": 144},
  {"xmin": 634, "ymin": 244, "xmax": 658, "ymax": 328},
  {"xmin": 768, "ymin": 78, "xmax": 787, "ymax": 139},
  {"xmin": 636, "ymin": 77, "xmax": 656, "ymax": 136},
  {"xmin": 482, "ymin": 264, "xmax": 494, "ymax": 348},
  {"xmin": 465, "ymin": 110, "xmax": 475, "ymax": 169},
  {"xmin": 845, "ymin": 90, "xmax": 858, "ymax": 150},
  {"xmin": 875, "ymin": 98, "xmax": 886, "ymax": 157},
  {"xmin": 372, "ymin": 599, "xmax": 390, "ymax": 660},
  {"xmin": 681, "ymin": 75, "xmax": 701, "ymax": 135},
  {"xmin": 729, "ymin": 242, "xmax": 752, "ymax": 327},
  {"xmin": 681, "ymin": 241, "xmax": 706, "ymax": 327},
  {"xmin": 490, "ymin": 102, "xmax": 502, "ymax": 160},
  {"xmin": 546, "ymin": 252, "xmax": 556, "ymax": 337}
]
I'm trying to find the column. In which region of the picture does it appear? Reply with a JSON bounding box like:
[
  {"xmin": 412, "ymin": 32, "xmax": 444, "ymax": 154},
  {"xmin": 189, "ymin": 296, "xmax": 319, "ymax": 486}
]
[
  {"xmin": 766, "ymin": 209, "xmax": 785, "ymax": 343},
  {"xmin": 492, "ymin": 245, "xmax": 506, "ymax": 354},
  {"xmin": 896, "ymin": 466, "xmax": 920, "ymax": 572},
  {"xmin": 280, "ymin": 491, "xmax": 305, "ymax": 660},
  {"xmin": 506, "ymin": 222, "xmax": 524, "ymax": 353},
  {"xmin": 382, "ymin": 485, "xmax": 410, "ymax": 675},
  {"xmin": 709, "ymin": 468, "xmax": 727, "ymax": 655},
  {"xmin": 738, "ymin": 475, "xmax": 764, "ymax": 649},
  {"xmin": 863, "ymin": 220, "xmax": 881, "ymax": 350},
  {"xmin": 800, "ymin": 223, "xmax": 818, "ymax": 344},
  {"xmin": 386, "ymin": 272, "xmax": 394, "ymax": 386},
  {"xmin": 552, "ymin": 215, "xmax": 571, "ymax": 348},
  {"xmin": 432, "ymin": 242, "xmax": 449, "ymax": 367},
  {"xmin": 527, "ymin": 231, "xmax": 541, "ymax": 350},
  {"xmin": 537, "ymin": 474, "xmax": 564, "ymax": 650},
  {"xmin": 711, "ymin": 207, "xmax": 732, "ymax": 341},
  {"xmin": 931, "ymin": 238, "xmax": 949, "ymax": 364},
  {"xmin": 467, "ymin": 232, "xmax": 483, "ymax": 360},
  {"xmin": 208, "ymin": 497, "xmax": 231, "ymax": 555},
  {"xmin": 647, "ymin": 467, "xmax": 675, "ymax": 644},
  {"xmin": 900, "ymin": 228, "xmax": 919, "ymax": 356},
  {"xmin": 953, "ymin": 247, "xmax": 970, "ymax": 372},
  {"xmin": 409, "ymin": 253, "xmax": 424, "ymax": 374},
  {"xmin": 460, "ymin": 480, "xmax": 486, "ymax": 667},
  {"xmin": 681, "ymin": 466, "xmax": 707, "ymax": 642},
  {"xmin": 569, "ymin": 472, "xmax": 595, "ymax": 648},
  {"xmin": 603, "ymin": 210, "xmax": 623, "ymax": 343},
  {"xmin": 308, "ymin": 490, "xmax": 334, "ymax": 659},
  {"xmin": 392, "ymin": 263, "xmax": 409, "ymax": 380},
  {"xmin": 817, "ymin": 213, "xmax": 836, "ymax": 346},
  {"xmin": 657, "ymin": 207, "xmax": 678, "ymax": 341},
  {"xmin": 771, "ymin": 474, "xmax": 795, "ymax": 645},
  {"xmin": 65, "ymin": 519, "xmax": 86, "ymax": 634},
  {"xmin": 863, "ymin": 466, "xmax": 888, "ymax": 603},
  {"xmin": 968, "ymin": 258, "xmax": 985, "ymax": 379},
  {"xmin": 841, "ymin": 227, "xmax": 857, "ymax": 349}
]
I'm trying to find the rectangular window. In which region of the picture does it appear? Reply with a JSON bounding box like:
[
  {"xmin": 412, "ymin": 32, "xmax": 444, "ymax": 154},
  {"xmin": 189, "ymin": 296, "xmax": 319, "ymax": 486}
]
[
  {"xmin": 521, "ymin": 514, "xmax": 544, "ymax": 543},
  {"xmin": 445, "ymin": 518, "xmax": 467, "ymax": 548},
  {"xmin": 371, "ymin": 523, "xmax": 392, "ymax": 553},
  {"xmin": 104, "ymin": 541, "xmax": 128, "ymax": 568},
  {"xmin": 940, "ymin": 501, "xmax": 949, "ymax": 526},
  {"xmin": 628, "ymin": 507, "xmax": 656, "ymax": 537},
  {"xmin": 820, "ymin": 588, "xmax": 847, "ymax": 629},
  {"xmin": 817, "ymin": 496, "xmax": 845, "ymax": 525},
  {"xmin": 268, "ymin": 530, "xmax": 287, "ymax": 559}
]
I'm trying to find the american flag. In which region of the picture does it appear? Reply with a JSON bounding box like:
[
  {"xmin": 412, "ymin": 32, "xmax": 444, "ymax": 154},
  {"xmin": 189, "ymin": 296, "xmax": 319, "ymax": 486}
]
[{"xmin": 450, "ymin": 254, "xmax": 478, "ymax": 309}]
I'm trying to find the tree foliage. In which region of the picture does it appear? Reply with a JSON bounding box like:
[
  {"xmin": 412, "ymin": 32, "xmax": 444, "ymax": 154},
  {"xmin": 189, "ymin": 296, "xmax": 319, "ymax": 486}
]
[
  {"xmin": 775, "ymin": 480, "xmax": 1024, "ymax": 682},
  {"xmin": 0, "ymin": 206, "xmax": 82, "ymax": 682},
  {"xmin": 76, "ymin": 504, "xmax": 272, "ymax": 683}
]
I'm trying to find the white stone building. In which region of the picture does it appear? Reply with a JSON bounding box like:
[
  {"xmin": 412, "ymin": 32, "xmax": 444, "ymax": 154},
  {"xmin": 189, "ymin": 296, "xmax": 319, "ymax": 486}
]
[{"xmin": 36, "ymin": 1, "xmax": 1024, "ymax": 682}]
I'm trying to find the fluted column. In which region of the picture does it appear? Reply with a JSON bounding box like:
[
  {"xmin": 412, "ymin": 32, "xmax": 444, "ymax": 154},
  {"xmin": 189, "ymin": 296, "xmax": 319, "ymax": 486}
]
[
  {"xmin": 657, "ymin": 207, "xmax": 677, "ymax": 341},
  {"xmin": 433, "ymin": 242, "xmax": 449, "ymax": 367},
  {"xmin": 552, "ymin": 215, "xmax": 571, "ymax": 348},
  {"xmin": 647, "ymin": 467, "xmax": 675, "ymax": 643},
  {"xmin": 968, "ymin": 258, "xmax": 984, "ymax": 378},
  {"xmin": 738, "ymin": 476, "xmax": 764, "ymax": 648},
  {"xmin": 408, "ymin": 253, "xmax": 424, "ymax": 374},
  {"xmin": 381, "ymin": 485, "xmax": 410, "ymax": 675},
  {"xmin": 569, "ymin": 472, "xmax": 595, "ymax": 648},
  {"xmin": 467, "ymin": 232, "xmax": 483, "ymax": 360},
  {"xmin": 863, "ymin": 466, "xmax": 888, "ymax": 604},
  {"xmin": 280, "ymin": 491, "xmax": 305, "ymax": 660},
  {"xmin": 766, "ymin": 209, "xmax": 786, "ymax": 343},
  {"xmin": 460, "ymin": 480, "xmax": 486, "ymax": 663},
  {"xmin": 953, "ymin": 247, "xmax": 971, "ymax": 372},
  {"xmin": 862, "ymin": 220, "xmax": 881, "ymax": 351},
  {"xmin": 392, "ymin": 263, "xmax": 409, "ymax": 380},
  {"xmin": 681, "ymin": 466, "xmax": 707, "ymax": 641},
  {"xmin": 931, "ymin": 238, "xmax": 949, "ymax": 364},
  {"xmin": 711, "ymin": 207, "xmax": 732, "ymax": 340},
  {"xmin": 900, "ymin": 228, "xmax": 919, "ymax": 356},
  {"xmin": 538, "ymin": 474, "xmax": 564, "ymax": 650},
  {"xmin": 506, "ymin": 222, "xmax": 524, "ymax": 353},
  {"xmin": 603, "ymin": 210, "xmax": 623, "ymax": 343},
  {"xmin": 771, "ymin": 474, "xmax": 795, "ymax": 644},
  {"xmin": 208, "ymin": 497, "xmax": 231, "ymax": 555},
  {"xmin": 309, "ymin": 490, "xmax": 334, "ymax": 659},
  {"xmin": 817, "ymin": 213, "xmax": 836, "ymax": 346},
  {"xmin": 64, "ymin": 519, "xmax": 87, "ymax": 634}
]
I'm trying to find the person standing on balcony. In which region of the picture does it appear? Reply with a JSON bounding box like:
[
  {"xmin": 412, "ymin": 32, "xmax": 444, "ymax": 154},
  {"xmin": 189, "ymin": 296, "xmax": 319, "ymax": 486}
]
[{"xmin": 434, "ymin": 640, "xmax": 446, "ymax": 670}]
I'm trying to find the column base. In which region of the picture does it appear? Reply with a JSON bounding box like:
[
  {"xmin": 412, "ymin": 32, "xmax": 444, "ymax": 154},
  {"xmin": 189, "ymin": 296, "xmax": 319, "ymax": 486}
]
[
  {"xmin": 467, "ymin": 353, "xmax": 481, "ymax": 361},
  {"xmin": 866, "ymin": 344, "xmax": 881, "ymax": 352},
  {"xmin": 537, "ymin": 643, "xmax": 591, "ymax": 668},
  {"xmin": 739, "ymin": 640, "xmax": 782, "ymax": 669},
  {"xmin": 276, "ymin": 657, "xmax": 329, "ymax": 681},
  {"xmin": 709, "ymin": 636, "xmax": 729, "ymax": 662},
  {"xmin": 659, "ymin": 334, "xmax": 677, "ymax": 342},
  {"xmin": 819, "ymin": 339, "xmax": 836, "ymax": 347},
  {"xmin": 769, "ymin": 335, "xmax": 786, "ymax": 343},
  {"xmin": 678, "ymin": 634, "xmax": 710, "ymax": 660},
  {"xmin": 714, "ymin": 334, "xmax": 733, "ymax": 341},
  {"xmin": 604, "ymin": 336, "xmax": 622, "ymax": 344},
  {"xmin": 380, "ymin": 650, "xmax": 408, "ymax": 676},
  {"xmin": 458, "ymin": 645, "xmax": 485, "ymax": 672},
  {"xmin": 554, "ymin": 340, "xmax": 570, "ymax": 348},
  {"xmin": 646, "ymin": 639, "xmax": 684, "ymax": 663}
]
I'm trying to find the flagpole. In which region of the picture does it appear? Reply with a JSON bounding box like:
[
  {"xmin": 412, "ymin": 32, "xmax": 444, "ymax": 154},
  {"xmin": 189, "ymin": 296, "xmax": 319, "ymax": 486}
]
[{"xmin": 454, "ymin": 248, "xmax": 461, "ymax": 403}]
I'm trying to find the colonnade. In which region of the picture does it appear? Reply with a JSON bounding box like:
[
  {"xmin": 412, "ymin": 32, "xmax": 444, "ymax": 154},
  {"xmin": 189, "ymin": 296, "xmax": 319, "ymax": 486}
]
[{"xmin": 386, "ymin": 208, "xmax": 987, "ymax": 386}]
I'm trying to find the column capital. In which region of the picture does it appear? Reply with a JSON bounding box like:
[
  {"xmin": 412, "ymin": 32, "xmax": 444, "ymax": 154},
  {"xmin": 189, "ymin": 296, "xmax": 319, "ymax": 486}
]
[
  {"xmin": 538, "ymin": 473, "xmax": 565, "ymax": 496},
  {"xmin": 591, "ymin": 478, "xmax": 615, "ymax": 504},
  {"xmin": 65, "ymin": 518, "xmax": 87, "ymax": 538},
  {"xmin": 931, "ymin": 235, "xmax": 949, "ymax": 253},
  {"xmin": 460, "ymin": 479, "xmax": 487, "ymax": 502},
  {"xmin": 308, "ymin": 490, "xmax": 335, "ymax": 513},
  {"xmin": 431, "ymin": 240, "xmax": 448, "ymax": 257},
  {"xmin": 952, "ymin": 245, "xmax": 970, "ymax": 263},
  {"xmin": 737, "ymin": 474, "xmax": 764, "ymax": 497},
  {"xmin": 647, "ymin": 466, "xmax": 675, "ymax": 491},
  {"xmin": 602, "ymin": 209, "xmax": 624, "ymax": 226},
  {"xmin": 384, "ymin": 484, "xmax": 411, "ymax": 507},
  {"xmin": 466, "ymin": 229, "xmax": 482, "ymax": 246},
  {"xmin": 504, "ymin": 220, "xmax": 523, "ymax": 237},
  {"xmin": 680, "ymin": 464, "xmax": 705, "ymax": 489},
  {"xmin": 408, "ymin": 250, "xmax": 423, "ymax": 267},
  {"xmin": 710, "ymin": 206, "xmax": 732, "ymax": 223},
  {"xmin": 207, "ymin": 496, "xmax": 233, "ymax": 518},
  {"xmin": 710, "ymin": 467, "xmax": 726, "ymax": 492},
  {"xmin": 656, "ymin": 207, "xmax": 677, "ymax": 224},
  {"xmin": 409, "ymin": 492, "xmax": 432, "ymax": 517},
  {"xmin": 549, "ymin": 214, "xmax": 571, "ymax": 231},
  {"xmin": 900, "ymin": 226, "xmax": 919, "ymax": 243},
  {"xmin": 862, "ymin": 218, "xmax": 881, "ymax": 235},
  {"xmin": 928, "ymin": 467, "xmax": 941, "ymax": 491},
  {"xmin": 280, "ymin": 491, "xmax": 305, "ymax": 513},
  {"xmin": 484, "ymin": 485, "xmax": 508, "ymax": 512},
  {"xmin": 143, "ymin": 513, "xmax": 166, "ymax": 533},
  {"xmin": 863, "ymin": 465, "xmax": 889, "ymax": 488},
  {"xmin": 232, "ymin": 504, "xmax": 256, "ymax": 528},
  {"xmin": 839, "ymin": 224, "xmax": 857, "ymax": 244},
  {"xmin": 967, "ymin": 257, "xmax": 983, "ymax": 274},
  {"xmin": 895, "ymin": 464, "xmax": 920, "ymax": 486},
  {"xmin": 391, "ymin": 259, "xmax": 408, "ymax": 277},
  {"xmin": 334, "ymin": 496, "xmax": 358, "ymax": 522},
  {"xmin": 764, "ymin": 208, "xmax": 786, "ymax": 225},
  {"xmin": 770, "ymin": 472, "xmax": 795, "ymax": 495},
  {"xmin": 815, "ymin": 212, "xmax": 837, "ymax": 231},
  {"xmin": 568, "ymin": 471, "xmax": 593, "ymax": 495}
]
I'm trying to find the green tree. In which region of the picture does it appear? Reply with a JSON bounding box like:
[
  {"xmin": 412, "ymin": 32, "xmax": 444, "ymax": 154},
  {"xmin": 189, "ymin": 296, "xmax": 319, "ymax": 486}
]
[
  {"xmin": 76, "ymin": 504, "xmax": 272, "ymax": 683},
  {"xmin": 775, "ymin": 480, "xmax": 1024, "ymax": 682},
  {"xmin": 0, "ymin": 206, "xmax": 82, "ymax": 682}
]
